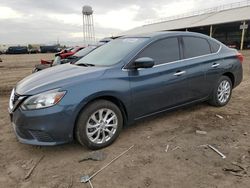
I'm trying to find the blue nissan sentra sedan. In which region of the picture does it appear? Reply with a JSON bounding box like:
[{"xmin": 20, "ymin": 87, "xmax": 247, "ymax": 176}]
[{"xmin": 9, "ymin": 32, "xmax": 243, "ymax": 149}]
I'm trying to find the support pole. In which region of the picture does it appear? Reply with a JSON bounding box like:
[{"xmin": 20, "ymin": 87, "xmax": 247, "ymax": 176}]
[
  {"xmin": 91, "ymin": 15, "xmax": 95, "ymax": 43},
  {"xmin": 83, "ymin": 15, "xmax": 86, "ymax": 45},
  {"xmin": 240, "ymin": 21, "xmax": 246, "ymax": 50},
  {"xmin": 210, "ymin": 25, "xmax": 213, "ymax": 37}
]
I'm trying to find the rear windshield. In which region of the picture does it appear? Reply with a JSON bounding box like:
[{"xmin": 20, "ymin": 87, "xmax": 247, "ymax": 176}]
[{"xmin": 75, "ymin": 38, "xmax": 147, "ymax": 66}]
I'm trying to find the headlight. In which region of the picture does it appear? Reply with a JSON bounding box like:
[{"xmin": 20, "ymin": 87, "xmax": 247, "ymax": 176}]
[
  {"xmin": 9, "ymin": 88, "xmax": 15, "ymax": 110},
  {"xmin": 21, "ymin": 89, "xmax": 66, "ymax": 110}
]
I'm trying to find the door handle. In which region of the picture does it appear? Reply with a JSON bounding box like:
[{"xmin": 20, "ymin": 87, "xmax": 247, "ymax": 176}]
[
  {"xmin": 174, "ymin": 71, "xmax": 186, "ymax": 76},
  {"xmin": 211, "ymin": 63, "xmax": 220, "ymax": 68}
]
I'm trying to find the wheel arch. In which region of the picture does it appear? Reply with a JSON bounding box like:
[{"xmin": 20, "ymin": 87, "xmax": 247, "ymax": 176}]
[
  {"xmin": 222, "ymin": 72, "xmax": 235, "ymax": 87},
  {"xmin": 73, "ymin": 94, "xmax": 128, "ymax": 139}
]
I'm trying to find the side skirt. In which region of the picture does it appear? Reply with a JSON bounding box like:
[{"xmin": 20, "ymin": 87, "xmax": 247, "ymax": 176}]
[{"xmin": 134, "ymin": 97, "xmax": 208, "ymax": 121}]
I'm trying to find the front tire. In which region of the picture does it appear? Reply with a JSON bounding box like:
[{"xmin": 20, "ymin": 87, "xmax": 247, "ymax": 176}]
[
  {"xmin": 208, "ymin": 76, "xmax": 232, "ymax": 107},
  {"xmin": 76, "ymin": 100, "xmax": 123, "ymax": 149}
]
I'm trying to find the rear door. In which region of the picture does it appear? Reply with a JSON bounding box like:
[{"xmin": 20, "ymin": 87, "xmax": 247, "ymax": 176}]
[
  {"xmin": 181, "ymin": 36, "xmax": 217, "ymax": 100},
  {"xmin": 128, "ymin": 37, "xmax": 190, "ymax": 118}
]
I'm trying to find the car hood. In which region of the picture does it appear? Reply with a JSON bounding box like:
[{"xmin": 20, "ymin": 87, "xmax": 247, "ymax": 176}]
[{"xmin": 16, "ymin": 63, "xmax": 106, "ymax": 95}]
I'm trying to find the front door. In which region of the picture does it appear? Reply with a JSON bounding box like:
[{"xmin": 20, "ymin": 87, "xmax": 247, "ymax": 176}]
[{"xmin": 127, "ymin": 37, "xmax": 190, "ymax": 119}]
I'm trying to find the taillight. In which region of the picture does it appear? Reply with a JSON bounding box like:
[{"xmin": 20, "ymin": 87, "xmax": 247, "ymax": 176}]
[{"xmin": 237, "ymin": 53, "xmax": 244, "ymax": 64}]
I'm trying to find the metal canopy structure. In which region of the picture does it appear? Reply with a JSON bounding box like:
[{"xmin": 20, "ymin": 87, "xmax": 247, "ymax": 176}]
[{"xmin": 121, "ymin": 1, "xmax": 250, "ymax": 50}]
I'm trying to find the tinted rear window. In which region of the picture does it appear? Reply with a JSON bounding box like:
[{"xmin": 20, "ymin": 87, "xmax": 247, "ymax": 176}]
[
  {"xmin": 183, "ymin": 37, "xmax": 211, "ymax": 58},
  {"xmin": 137, "ymin": 37, "xmax": 180, "ymax": 65},
  {"xmin": 209, "ymin": 40, "xmax": 220, "ymax": 53}
]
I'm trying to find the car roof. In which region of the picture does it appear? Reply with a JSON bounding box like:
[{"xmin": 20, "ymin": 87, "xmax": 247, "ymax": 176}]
[{"xmin": 120, "ymin": 31, "xmax": 211, "ymax": 40}]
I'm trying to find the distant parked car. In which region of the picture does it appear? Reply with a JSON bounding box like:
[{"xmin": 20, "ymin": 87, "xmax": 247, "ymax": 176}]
[
  {"xmin": 40, "ymin": 46, "xmax": 85, "ymax": 65},
  {"xmin": 6, "ymin": 46, "xmax": 28, "ymax": 54},
  {"xmin": 28, "ymin": 48, "xmax": 39, "ymax": 54},
  {"xmin": 55, "ymin": 47, "xmax": 73, "ymax": 57},
  {"xmin": 225, "ymin": 41, "xmax": 239, "ymax": 49},
  {"xmin": 32, "ymin": 42, "xmax": 111, "ymax": 72},
  {"xmin": 40, "ymin": 45, "xmax": 60, "ymax": 53},
  {"xmin": 9, "ymin": 32, "xmax": 243, "ymax": 149},
  {"xmin": 56, "ymin": 46, "xmax": 85, "ymax": 59},
  {"xmin": 33, "ymin": 45, "xmax": 98, "ymax": 72}
]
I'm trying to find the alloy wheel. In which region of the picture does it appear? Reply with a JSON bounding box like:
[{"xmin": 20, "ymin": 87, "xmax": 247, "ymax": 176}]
[
  {"xmin": 86, "ymin": 108, "xmax": 118, "ymax": 144},
  {"xmin": 217, "ymin": 80, "xmax": 231, "ymax": 104}
]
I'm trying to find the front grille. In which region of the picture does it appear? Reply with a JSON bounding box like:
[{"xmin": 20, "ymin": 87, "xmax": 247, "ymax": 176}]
[
  {"xmin": 12, "ymin": 93, "xmax": 20, "ymax": 107},
  {"xmin": 9, "ymin": 91, "xmax": 26, "ymax": 111},
  {"xmin": 29, "ymin": 130, "xmax": 54, "ymax": 142},
  {"xmin": 15, "ymin": 126, "xmax": 54, "ymax": 143}
]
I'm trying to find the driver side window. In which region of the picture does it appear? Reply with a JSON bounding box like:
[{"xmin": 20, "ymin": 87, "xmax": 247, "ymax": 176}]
[{"xmin": 137, "ymin": 37, "xmax": 180, "ymax": 65}]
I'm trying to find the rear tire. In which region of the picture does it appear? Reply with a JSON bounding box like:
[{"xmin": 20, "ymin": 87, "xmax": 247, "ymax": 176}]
[
  {"xmin": 76, "ymin": 100, "xmax": 123, "ymax": 150},
  {"xmin": 208, "ymin": 76, "xmax": 232, "ymax": 107}
]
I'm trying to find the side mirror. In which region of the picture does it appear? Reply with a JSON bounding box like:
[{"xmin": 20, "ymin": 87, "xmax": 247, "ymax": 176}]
[{"xmin": 133, "ymin": 57, "xmax": 155, "ymax": 69}]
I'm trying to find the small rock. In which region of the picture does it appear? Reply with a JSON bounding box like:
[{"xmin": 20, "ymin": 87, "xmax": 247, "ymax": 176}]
[
  {"xmin": 243, "ymin": 132, "xmax": 247, "ymax": 136},
  {"xmin": 241, "ymin": 155, "xmax": 246, "ymax": 160},
  {"xmin": 78, "ymin": 151, "xmax": 107, "ymax": 162},
  {"xmin": 209, "ymin": 172, "xmax": 222, "ymax": 179},
  {"xmin": 216, "ymin": 114, "xmax": 224, "ymax": 119},
  {"xmin": 165, "ymin": 145, "xmax": 169, "ymax": 153},
  {"xmin": 21, "ymin": 159, "xmax": 33, "ymax": 170},
  {"xmin": 143, "ymin": 177, "xmax": 152, "ymax": 187},
  {"xmin": 196, "ymin": 130, "xmax": 207, "ymax": 135},
  {"xmin": 21, "ymin": 164, "xmax": 27, "ymax": 169}
]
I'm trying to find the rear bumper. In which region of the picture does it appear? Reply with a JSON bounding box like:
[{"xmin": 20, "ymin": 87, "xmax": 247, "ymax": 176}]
[{"xmin": 233, "ymin": 65, "xmax": 243, "ymax": 88}]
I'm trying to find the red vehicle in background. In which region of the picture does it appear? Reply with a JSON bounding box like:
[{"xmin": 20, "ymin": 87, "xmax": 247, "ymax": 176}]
[{"xmin": 40, "ymin": 46, "xmax": 85, "ymax": 65}]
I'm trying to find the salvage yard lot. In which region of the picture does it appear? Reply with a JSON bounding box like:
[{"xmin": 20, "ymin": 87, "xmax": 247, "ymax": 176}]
[{"xmin": 0, "ymin": 52, "xmax": 250, "ymax": 188}]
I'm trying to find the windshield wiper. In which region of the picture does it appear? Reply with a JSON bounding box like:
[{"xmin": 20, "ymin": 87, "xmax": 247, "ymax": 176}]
[{"xmin": 76, "ymin": 63, "xmax": 95, "ymax": 67}]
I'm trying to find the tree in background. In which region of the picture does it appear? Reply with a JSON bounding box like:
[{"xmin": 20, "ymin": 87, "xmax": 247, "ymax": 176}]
[{"xmin": 28, "ymin": 44, "xmax": 33, "ymax": 50}]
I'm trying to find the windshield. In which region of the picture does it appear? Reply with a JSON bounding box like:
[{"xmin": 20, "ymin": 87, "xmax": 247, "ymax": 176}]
[
  {"xmin": 74, "ymin": 45, "xmax": 97, "ymax": 57},
  {"xmin": 75, "ymin": 38, "xmax": 147, "ymax": 66}
]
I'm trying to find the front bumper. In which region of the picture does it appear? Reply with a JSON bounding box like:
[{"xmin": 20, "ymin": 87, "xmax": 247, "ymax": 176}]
[
  {"xmin": 10, "ymin": 104, "xmax": 75, "ymax": 146},
  {"xmin": 12, "ymin": 122, "xmax": 62, "ymax": 146}
]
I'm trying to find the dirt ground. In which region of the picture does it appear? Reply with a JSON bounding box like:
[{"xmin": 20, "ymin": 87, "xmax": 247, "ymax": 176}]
[{"xmin": 0, "ymin": 51, "xmax": 250, "ymax": 188}]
